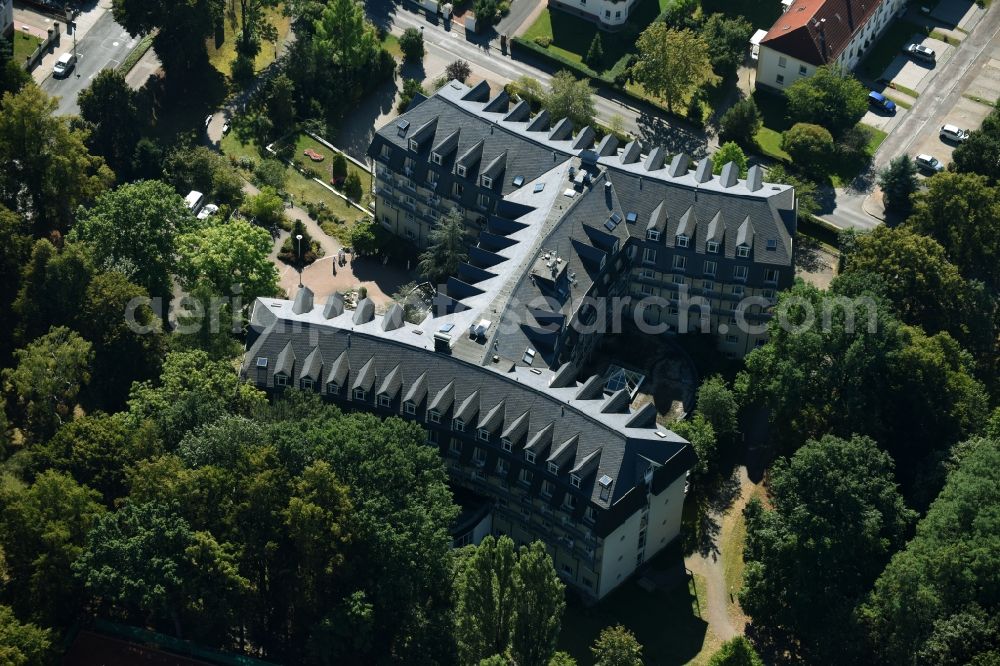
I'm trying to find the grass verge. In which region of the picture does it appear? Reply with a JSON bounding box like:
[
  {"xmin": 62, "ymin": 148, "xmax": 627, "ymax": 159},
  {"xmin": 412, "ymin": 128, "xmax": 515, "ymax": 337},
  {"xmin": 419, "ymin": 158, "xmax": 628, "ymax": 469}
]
[
  {"xmin": 118, "ymin": 33, "xmax": 155, "ymax": 74},
  {"xmin": 206, "ymin": 5, "xmax": 291, "ymax": 77},
  {"xmin": 12, "ymin": 31, "xmax": 42, "ymax": 64}
]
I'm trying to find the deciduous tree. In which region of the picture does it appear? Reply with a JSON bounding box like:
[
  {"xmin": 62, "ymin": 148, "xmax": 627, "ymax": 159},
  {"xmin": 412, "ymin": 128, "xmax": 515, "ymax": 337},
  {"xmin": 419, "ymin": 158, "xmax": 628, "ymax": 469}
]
[
  {"xmin": 400, "ymin": 27, "xmax": 424, "ymax": 61},
  {"xmin": 78, "ymin": 70, "xmax": 144, "ymax": 179},
  {"xmin": 543, "ymin": 71, "xmax": 596, "ymax": 128},
  {"xmin": 633, "ymin": 25, "xmax": 718, "ymax": 113},
  {"xmin": 719, "ymin": 97, "xmax": 761, "ymax": 148},
  {"xmin": 701, "ymin": 14, "xmax": 754, "ymax": 77},
  {"xmin": 785, "ymin": 65, "xmax": 867, "ymax": 137},
  {"xmin": 112, "ymin": 0, "xmax": 225, "ymax": 76},
  {"xmin": 781, "ymin": 122, "xmax": 834, "ymax": 171},
  {"xmin": 511, "ymin": 541, "xmax": 565, "ymax": 666},
  {"xmin": 712, "ymin": 142, "xmax": 748, "ymax": 176},
  {"xmin": 175, "ymin": 218, "xmax": 279, "ymax": 302},
  {"xmin": 707, "ymin": 637, "xmax": 764, "ymax": 666},
  {"xmin": 446, "ymin": 59, "xmax": 472, "ymax": 83},
  {"xmin": 696, "ymin": 375, "xmax": 739, "ymax": 443},
  {"xmin": 591, "ymin": 624, "xmax": 643, "ymax": 666},
  {"xmin": 0, "ymin": 605, "xmax": 53, "ymax": 665}
]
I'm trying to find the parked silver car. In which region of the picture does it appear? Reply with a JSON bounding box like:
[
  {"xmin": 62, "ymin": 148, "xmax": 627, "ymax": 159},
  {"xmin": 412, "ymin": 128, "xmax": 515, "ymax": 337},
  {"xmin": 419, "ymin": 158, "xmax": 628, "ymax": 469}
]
[
  {"xmin": 906, "ymin": 43, "xmax": 936, "ymax": 63},
  {"xmin": 915, "ymin": 154, "xmax": 945, "ymax": 173},
  {"xmin": 940, "ymin": 124, "xmax": 970, "ymax": 142}
]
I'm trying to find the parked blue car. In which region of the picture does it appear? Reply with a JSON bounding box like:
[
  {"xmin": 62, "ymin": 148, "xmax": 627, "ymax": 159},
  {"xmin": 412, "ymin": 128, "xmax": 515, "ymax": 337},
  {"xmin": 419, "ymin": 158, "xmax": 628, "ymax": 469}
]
[{"xmin": 868, "ymin": 91, "xmax": 897, "ymax": 114}]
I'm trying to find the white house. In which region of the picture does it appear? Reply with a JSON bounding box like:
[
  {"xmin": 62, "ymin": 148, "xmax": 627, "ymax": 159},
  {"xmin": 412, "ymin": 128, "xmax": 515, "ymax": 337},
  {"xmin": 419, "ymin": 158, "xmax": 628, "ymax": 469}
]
[
  {"xmin": 755, "ymin": 0, "xmax": 905, "ymax": 91},
  {"xmin": 548, "ymin": 0, "xmax": 639, "ymax": 29},
  {"xmin": 1, "ymin": 0, "xmax": 14, "ymax": 40}
]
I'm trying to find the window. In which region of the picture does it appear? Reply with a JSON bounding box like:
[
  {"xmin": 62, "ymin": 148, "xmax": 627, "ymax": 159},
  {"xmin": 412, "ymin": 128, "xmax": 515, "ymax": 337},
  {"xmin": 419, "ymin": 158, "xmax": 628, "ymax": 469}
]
[
  {"xmin": 563, "ymin": 494, "xmax": 576, "ymax": 510},
  {"xmin": 501, "ymin": 438, "xmax": 512, "ymax": 452},
  {"xmin": 604, "ymin": 9, "xmax": 610, "ymax": 17},
  {"xmin": 478, "ymin": 193, "xmax": 491, "ymax": 209},
  {"xmin": 456, "ymin": 164, "xmax": 467, "ymax": 177},
  {"xmin": 737, "ymin": 245, "xmax": 750, "ymax": 258},
  {"xmin": 763, "ymin": 289, "xmax": 775, "ymax": 299},
  {"xmin": 640, "ymin": 268, "xmax": 655, "ymax": 279},
  {"xmin": 702, "ymin": 280, "xmax": 714, "ymax": 291},
  {"xmin": 541, "ymin": 480, "xmax": 554, "ymax": 498},
  {"xmin": 584, "ymin": 506, "xmax": 596, "ymax": 523},
  {"xmin": 378, "ymin": 395, "xmax": 391, "ymax": 407},
  {"xmin": 300, "ymin": 378, "xmax": 314, "ymax": 390},
  {"xmin": 327, "ymin": 382, "xmax": 340, "ymax": 395},
  {"xmin": 646, "ymin": 229, "xmax": 661, "ymax": 241},
  {"xmin": 673, "ymin": 255, "xmax": 686, "ymax": 270},
  {"xmin": 615, "ymin": 10, "xmax": 620, "ymax": 17},
  {"xmin": 726, "ymin": 334, "xmax": 739, "ymax": 344},
  {"xmin": 706, "ymin": 241, "xmax": 719, "ymax": 254},
  {"xmin": 778, "ymin": 56, "xmax": 787, "ymax": 68},
  {"xmin": 453, "ymin": 418, "xmax": 465, "ymax": 432},
  {"xmin": 570, "ymin": 474, "xmax": 581, "ymax": 488},
  {"xmin": 733, "ymin": 285, "xmax": 745, "ymax": 296},
  {"xmin": 776, "ymin": 74, "xmax": 785, "ymax": 85},
  {"xmin": 380, "ymin": 144, "xmax": 391, "ymax": 158},
  {"xmin": 799, "ymin": 64, "xmax": 807, "ymax": 75},
  {"xmin": 642, "ymin": 248, "xmax": 656, "ymax": 264},
  {"xmin": 676, "ymin": 234, "xmax": 689, "ymax": 248},
  {"xmin": 275, "ymin": 374, "xmax": 288, "ymax": 387},
  {"xmin": 481, "ymin": 175, "xmax": 492, "ymax": 188},
  {"xmin": 428, "ymin": 410, "xmax": 440, "ymax": 424},
  {"xmin": 733, "ymin": 264, "xmax": 748, "ymax": 281},
  {"xmin": 353, "ymin": 388, "xmax": 367, "ymax": 401},
  {"xmin": 668, "ymin": 306, "xmax": 679, "ymax": 315},
  {"xmin": 641, "ymin": 284, "xmax": 653, "ymax": 295},
  {"xmin": 473, "ymin": 447, "xmax": 487, "ymax": 466},
  {"xmin": 519, "ymin": 468, "xmax": 533, "ymax": 485},
  {"xmin": 525, "ymin": 451, "xmax": 536, "ymax": 464},
  {"xmin": 404, "ymin": 401, "xmax": 416, "ymax": 415},
  {"xmin": 426, "ymin": 170, "xmax": 437, "ymax": 186},
  {"xmin": 455, "ymin": 532, "xmax": 473, "ymax": 547},
  {"xmin": 766, "ymin": 238, "xmax": 778, "ymax": 251},
  {"xmin": 431, "ymin": 152, "xmax": 442, "ymax": 165},
  {"xmin": 764, "ymin": 268, "xmax": 779, "ymax": 284},
  {"xmin": 496, "ymin": 459, "xmax": 509, "ymax": 475},
  {"xmin": 703, "ymin": 260, "xmax": 716, "ymax": 276},
  {"xmin": 450, "ymin": 439, "xmax": 462, "ymax": 454},
  {"xmin": 548, "ymin": 462, "xmax": 560, "ymax": 475},
  {"xmin": 453, "ymin": 183, "xmax": 464, "ymax": 197},
  {"xmin": 672, "ymin": 274, "xmax": 685, "ymax": 284},
  {"xmin": 478, "ymin": 428, "xmax": 491, "ymax": 442},
  {"xmin": 427, "ymin": 429, "xmax": 439, "ymax": 444}
]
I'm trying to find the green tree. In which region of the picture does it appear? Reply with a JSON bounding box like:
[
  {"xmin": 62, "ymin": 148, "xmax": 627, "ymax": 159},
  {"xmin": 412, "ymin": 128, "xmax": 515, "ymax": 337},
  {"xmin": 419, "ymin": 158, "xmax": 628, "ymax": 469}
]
[
  {"xmin": 164, "ymin": 145, "xmax": 245, "ymax": 207},
  {"xmin": 719, "ymin": 97, "xmax": 761, "ymax": 148},
  {"xmin": 0, "ymin": 37, "xmax": 32, "ymax": 96},
  {"xmin": 446, "ymin": 59, "xmax": 472, "ymax": 83},
  {"xmin": 12, "ymin": 240, "xmax": 94, "ymax": 345},
  {"xmin": 232, "ymin": 0, "xmax": 280, "ymax": 62},
  {"xmin": 331, "ymin": 153, "xmax": 348, "ymax": 181},
  {"xmin": 907, "ymin": 171, "xmax": 1000, "ymax": 290},
  {"xmin": 0, "ymin": 206, "xmax": 31, "ymax": 361},
  {"xmin": 0, "ymin": 605, "xmax": 53, "ymax": 665},
  {"xmin": 861, "ymin": 436, "xmax": 1000, "ymax": 665},
  {"xmin": 0, "ymin": 86, "xmax": 113, "ymax": 234},
  {"xmin": 740, "ymin": 434, "xmax": 915, "ymax": 662},
  {"xmin": 712, "ymin": 142, "xmax": 748, "ymax": 176},
  {"xmin": 549, "ymin": 652, "xmax": 578, "ymax": 665},
  {"xmin": 344, "ymin": 171, "xmax": 364, "ymax": 202},
  {"xmin": 398, "ymin": 78, "xmax": 427, "ymax": 112},
  {"xmin": 951, "ymin": 102, "xmax": 1000, "ymax": 183},
  {"xmin": 456, "ymin": 536, "xmax": 518, "ymax": 663},
  {"xmin": 74, "ymin": 500, "xmax": 249, "ymax": 640},
  {"xmin": 707, "ymin": 637, "xmax": 764, "ymax": 666},
  {"xmin": 111, "ymin": 0, "xmax": 224, "ymax": 76},
  {"xmin": 78, "ymin": 69, "xmax": 144, "ymax": 178},
  {"xmin": 765, "ymin": 164, "xmax": 818, "ymax": 220},
  {"xmin": 701, "ymin": 13, "xmax": 754, "ymax": 77},
  {"xmin": 591, "ymin": 624, "xmax": 643, "ymax": 666},
  {"xmin": 633, "ymin": 25, "xmax": 719, "ymax": 113},
  {"xmin": 264, "ymin": 74, "xmax": 296, "ymax": 138},
  {"xmin": 585, "ymin": 33, "xmax": 604, "ymax": 69},
  {"xmin": 544, "ymin": 70, "xmax": 596, "ymax": 129},
  {"xmin": 0, "ymin": 471, "xmax": 105, "ymax": 626},
  {"xmin": 418, "ymin": 208, "xmax": 470, "ymax": 285},
  {"xmin": 241, "ymin": 186, "xmax": 287, "ymax": 228},
  {"xmin": 400, "ymin": 27, "xmax": 425, "ymax": 61},
  {"xmin": 72, "ymin": 180, "xmax": 199, "ymax": 298},
  {"xmin": 254, "ymin": 159, "xmax": 288, "ymax": 190},
  {"xmin": 474, "ymin": 0, "xmax": 499, "ymax": 25},
  {"xmin": 696, "ymin": 375, "xmax": 739, "ymax": 443},
  {"xmin": 511, "ymin": 541, "xmax": 565, "ymax": 666},
  {"xmin": 3, "ymin": 327, "xmax": 93, "ymax": 441},
  {"xmin": 671, "ymin": 414, "xmax": 717, "ymax": 480},
  {"xmin": 785, "ymin": 65, "xmax": 867, "ymax": 137},
  {"xmin": 878, "ymin": 155, "xmax": 919, "ymax": 216},
  {"xmin": 175, "ymin": 218, "xmax": 280, "ymax": 302},
  {"xmin": 781, "ymin": 122, "xmax": 834, "ymax": 171}
]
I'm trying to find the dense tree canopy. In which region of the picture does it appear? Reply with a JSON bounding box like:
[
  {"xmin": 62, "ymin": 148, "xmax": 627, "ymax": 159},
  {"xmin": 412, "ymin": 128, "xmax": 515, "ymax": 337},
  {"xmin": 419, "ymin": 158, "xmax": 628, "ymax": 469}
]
[
  {"xmin": 591, "ymin": 624, "xmax": 643, "ymax": 666},
  {"xmin": 785, "ymin": 65, "xmax": 867, "ymax": 137},
  {"xmin": 543, "ymin": 71, "xmax": 597, "ymax": 130},
  {"xmin": 112, "ymin": 0, "xmax": 224, "ymax": 76},
  {"xmin": 861, "ymin": 437, "xmax": 1000, "ymax": 665},
  {"xmin": 740, "ymin": 435, "xmax": 915, "ymax": 663},
  {"xmin": 78, "ymin": 70, "xmax": 145, "ymax": 179},
  {"xmin": 175, "ymin": 218, "xmax": 279, "ymax": 302},
  {"xmin": 633, "ymin": 26, "xmax": 718, "ymax": 113}
]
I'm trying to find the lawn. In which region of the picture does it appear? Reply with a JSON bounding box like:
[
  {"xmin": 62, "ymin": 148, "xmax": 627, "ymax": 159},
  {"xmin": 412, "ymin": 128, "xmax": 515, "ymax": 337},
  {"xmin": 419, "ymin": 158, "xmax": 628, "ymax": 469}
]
[
  {"xmin": 285, "ymin": 133, "xmax": 373, "ymax": 208},
  {"xmin": 206, "ymin": 4, "xmax": 292, "ymax": 77},
  {"xmin": 381, "ymin": 33, "xmax": 402, "ymax": 59},
  {"xmin": 12, "ymin": 30, "xmax": 42, "ymax": 64},
  {"xmin": 220, "ymin": 131, "xmax": 367, "ymax": 226},
  {"xmin": 557, "ymin": 544, "xmax": 710, "ymax": 665},
  {"xmin": 858, "ymin": 20, "xmax": 930, "ymax": 81}
]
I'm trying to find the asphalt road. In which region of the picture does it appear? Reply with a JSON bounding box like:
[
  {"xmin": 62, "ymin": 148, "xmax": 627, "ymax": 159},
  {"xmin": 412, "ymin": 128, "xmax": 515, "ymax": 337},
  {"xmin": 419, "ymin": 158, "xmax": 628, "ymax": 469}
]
[{"xmin": 40, "ymin": 10, "xmax": 137, "ymax": 116}]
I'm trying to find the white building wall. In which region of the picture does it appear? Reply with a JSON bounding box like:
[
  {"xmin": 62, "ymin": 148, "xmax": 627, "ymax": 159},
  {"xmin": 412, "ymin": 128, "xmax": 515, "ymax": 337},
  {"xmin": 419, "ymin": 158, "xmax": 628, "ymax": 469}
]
[
  {"xmin": 598, "ymin": 507, "xmax": 643, "ymax": 598},
  {"xmin": 756, "ymin": 0, "xmax": 905, "ymax": 91},
  {"xmin": 645, "ymin": 474, "xmax": 688, "ymax": 556},
  {"xmin": 549, "ymin": 0, "xmax": 638, "ymax": 28}
]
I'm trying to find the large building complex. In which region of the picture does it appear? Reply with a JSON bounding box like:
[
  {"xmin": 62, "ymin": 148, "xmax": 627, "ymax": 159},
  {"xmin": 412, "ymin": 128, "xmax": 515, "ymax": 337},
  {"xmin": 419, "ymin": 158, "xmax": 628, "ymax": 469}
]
[
  {"xmin": 242, "ymin": 79, "xmax": 799, "ymax": 600},
  {"xmin": 755, "ymin": 0, "xmax": 905, "ymax": 90}
]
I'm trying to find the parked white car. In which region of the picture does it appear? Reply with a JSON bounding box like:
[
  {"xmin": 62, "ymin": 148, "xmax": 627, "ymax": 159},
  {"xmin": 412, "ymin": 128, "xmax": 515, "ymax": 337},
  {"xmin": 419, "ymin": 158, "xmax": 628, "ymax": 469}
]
[
  {"xmin": 915, "ymin": 154, "xmax": 945, "ymax": 173},
  {"xmin": 196, "ymin": 203, "xmax": 219, "ymax": 220},
  {"xmin": 940, "ymin": 124, "xmax": 970, "ymax": 142},
  {"xmin": 52, "ymin": 52, "xmax": 76, "ymax": 78},
  {"xmin": 906, "ymin": 43, "xmax": 936, "ymax": 63}
]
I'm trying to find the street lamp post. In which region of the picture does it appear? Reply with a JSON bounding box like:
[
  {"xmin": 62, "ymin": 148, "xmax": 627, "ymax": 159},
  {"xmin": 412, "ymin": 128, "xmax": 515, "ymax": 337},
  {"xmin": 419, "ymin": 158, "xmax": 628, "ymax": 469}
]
[
  {"xmin": 296, "ymin": 234, "xmax": 304, "ymax": 288},
  {"xmin": 65, "ymin": 8, "xmax": 77, "ymax": 63}
]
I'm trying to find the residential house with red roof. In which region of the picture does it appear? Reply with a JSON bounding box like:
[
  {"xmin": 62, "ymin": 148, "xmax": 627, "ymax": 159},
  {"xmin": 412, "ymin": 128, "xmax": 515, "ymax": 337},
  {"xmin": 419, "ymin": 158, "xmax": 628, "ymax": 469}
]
[{"xmin": 755, "ymin": 0, "xmax": 906, "ymax": 91}]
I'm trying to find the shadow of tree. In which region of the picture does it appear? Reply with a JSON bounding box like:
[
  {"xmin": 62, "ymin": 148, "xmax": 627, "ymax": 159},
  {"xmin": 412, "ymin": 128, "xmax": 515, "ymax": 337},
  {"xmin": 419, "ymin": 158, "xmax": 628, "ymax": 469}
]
[
  {"xmin": 635, "ymin": 111, "xmax": 709, "ymax": 158},
  {"xmin": 793, "ymin": 233, "xmax": 831, "ymax": 273},
  {"xmin": 335, "ymin": 79, "xmax": 399, "ymax": 162}
]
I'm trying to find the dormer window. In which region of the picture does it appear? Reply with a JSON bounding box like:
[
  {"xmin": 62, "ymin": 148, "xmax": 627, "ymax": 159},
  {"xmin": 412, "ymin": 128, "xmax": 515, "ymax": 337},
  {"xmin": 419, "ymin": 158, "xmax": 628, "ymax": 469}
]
[
  {"xmin": 453, "ymin": 418, "xmax": 465, "ymax": 432},
  {"xmin": 456, "ymin": 164, "xmax": 467, "ymax": 178},
  {"xmin": 428, "ymin": 410, "xmax": 441, "ymax": 424},
  {"xmin": 570, "ymin": 474, "xmax": 581, "ymax": 488},
  {"xmin": 646, "ymin": 229, "xmax": 660, "ymax": 241},
  {"xmin": 431, "ymin": 152, "xmax": 442, "ymax": 165},
  {"xmin": 481, "ymin": 175, "xmax": 493, "ymax": 188},
  {"xmin": 501, "ymin": 438, "xmax": 512, "ymax": 452},
  {"xmin": 676, "ymin": 234, "xmax": 689, "ymax": 248},
  {"xmin": 378, "ymin": 395, "xmax": 391, "ymax": 408},
  {"xmin": 737, "ymin": 245, "xmax": 750, "ymax": 258},
  {"xmin": 301, "ymin": 378, "xmax": 314, "ymax": 391},
  {"xmin": 525, "ymin": 451, "xmax": 536, "ymax": 464},
  {"xmin": 478, "ymin": 428, "xmax": 491, "ymax": 442},
  {"xmin": 353, "ymin": 388, "xmax": 367, "ymax": 401},
  {"xmin": 408, "ymin": 139, "xmax": 419, "ymax": 152},
  {"xmin": 547, "ymin": 462, "xmax": 559, "ymax": 475},
  {"xmin": 327, "ymin": 382, "xmax": 340, "ymax": 395},
  {"xmin": 404, "ymin": 401, "xmax": 416, "ymax": 415},
  {"xmin": 706, "ymin": 241, "xmax": 719, "ymax": 254}
]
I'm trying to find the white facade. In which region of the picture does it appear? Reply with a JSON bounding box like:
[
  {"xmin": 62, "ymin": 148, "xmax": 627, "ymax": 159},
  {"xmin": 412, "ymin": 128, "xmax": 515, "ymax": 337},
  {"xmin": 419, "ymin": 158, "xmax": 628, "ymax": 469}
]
[
  {"xmin": 1, "ymin": 0, "xmax": 13, "ymax": 39},
  {"xmin": 548, "ymin": 0, "xmax": 638, "ymax": 29},
  {"xmin": 756, "ymin": 0, "xmax": 904, "ymax": 91}
]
